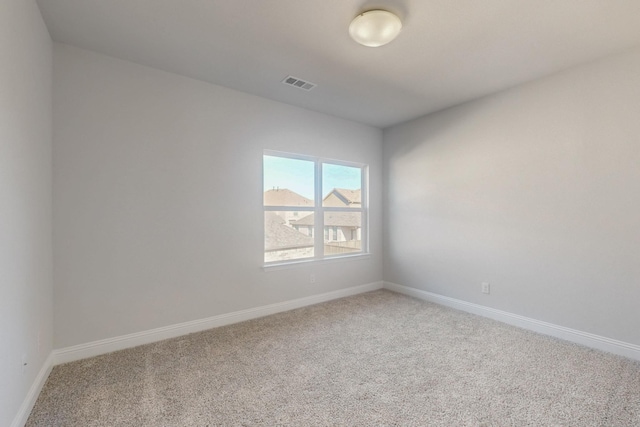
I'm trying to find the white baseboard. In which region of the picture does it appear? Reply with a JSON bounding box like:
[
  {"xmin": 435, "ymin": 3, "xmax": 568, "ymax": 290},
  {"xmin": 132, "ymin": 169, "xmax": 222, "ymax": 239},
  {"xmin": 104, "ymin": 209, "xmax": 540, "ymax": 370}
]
[
  {"xmin": 53, "ymin": 281, "xmax": 384, "ymax": 366},
  {"xmin": 11, "ymin": 352, "xmax": 54, "ymax": 427},
  {"xmin": 384, "ymin": 281, "xmax": 640, "ymax": 362}
]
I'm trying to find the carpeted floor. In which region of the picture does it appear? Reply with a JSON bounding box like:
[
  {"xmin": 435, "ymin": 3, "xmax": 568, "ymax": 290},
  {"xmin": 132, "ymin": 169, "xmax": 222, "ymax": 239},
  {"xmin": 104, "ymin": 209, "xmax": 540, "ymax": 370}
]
[{"xmin": 27, "ymin": 290, "xmax": 640, "ymax": 426}]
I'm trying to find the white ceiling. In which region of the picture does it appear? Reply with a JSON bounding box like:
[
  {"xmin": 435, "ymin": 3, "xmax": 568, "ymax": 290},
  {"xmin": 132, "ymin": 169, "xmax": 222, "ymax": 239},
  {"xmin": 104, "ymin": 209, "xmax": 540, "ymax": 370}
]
[{"xmin": 37, "ymin": 0, "xmax": 640, "ymax": 128}]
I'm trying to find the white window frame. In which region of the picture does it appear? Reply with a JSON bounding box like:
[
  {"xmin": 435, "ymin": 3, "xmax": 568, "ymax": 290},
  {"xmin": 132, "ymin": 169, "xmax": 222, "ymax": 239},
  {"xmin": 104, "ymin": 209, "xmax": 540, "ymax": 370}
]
[{"xmin": 263, "ymin": 150, "xmax": 369, "ymax": 268}]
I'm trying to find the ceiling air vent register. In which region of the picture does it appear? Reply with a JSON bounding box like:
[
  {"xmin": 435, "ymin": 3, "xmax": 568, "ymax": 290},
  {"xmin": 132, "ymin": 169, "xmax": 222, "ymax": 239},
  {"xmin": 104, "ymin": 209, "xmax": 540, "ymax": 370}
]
[{"xmin": 282, "ymin": 76, "xmax": 316, "ymax": 91}]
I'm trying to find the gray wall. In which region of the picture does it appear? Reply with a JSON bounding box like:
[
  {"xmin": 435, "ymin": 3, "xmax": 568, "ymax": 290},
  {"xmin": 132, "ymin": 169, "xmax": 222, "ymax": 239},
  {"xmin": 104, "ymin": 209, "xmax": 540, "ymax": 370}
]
[
  {"xmin": 383, "ymin": 47, "xmax": 640, "ymax": 346},
  {"xmin": 53, "ymin": 44, "xmax": 383, "ymax": 348},
  {"xmin": 0, "ymin": 1, "xmax": 53, "ymax": 425}
]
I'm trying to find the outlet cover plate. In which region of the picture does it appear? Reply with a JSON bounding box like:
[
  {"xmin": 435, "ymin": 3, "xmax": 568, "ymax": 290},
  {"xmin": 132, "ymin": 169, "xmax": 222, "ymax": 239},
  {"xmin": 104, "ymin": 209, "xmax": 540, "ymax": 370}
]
[{"xmin": 481, "ymin": 282, "xmax": 490, "ymax": 294}]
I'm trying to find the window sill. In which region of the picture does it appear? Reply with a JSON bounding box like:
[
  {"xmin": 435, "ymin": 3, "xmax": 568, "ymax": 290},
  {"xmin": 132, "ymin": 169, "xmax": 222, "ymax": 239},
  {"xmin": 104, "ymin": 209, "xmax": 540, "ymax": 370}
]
[{"xmin": 263, "ymin": 253, "xmax": 371, "ymax": 272}]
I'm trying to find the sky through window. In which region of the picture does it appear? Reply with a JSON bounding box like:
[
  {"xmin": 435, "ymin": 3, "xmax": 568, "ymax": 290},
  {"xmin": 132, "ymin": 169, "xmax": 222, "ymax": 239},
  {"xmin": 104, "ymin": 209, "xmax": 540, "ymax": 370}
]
[{"xmin": 264, "ymin": 155, "xmax": 361, "ymax": 199}]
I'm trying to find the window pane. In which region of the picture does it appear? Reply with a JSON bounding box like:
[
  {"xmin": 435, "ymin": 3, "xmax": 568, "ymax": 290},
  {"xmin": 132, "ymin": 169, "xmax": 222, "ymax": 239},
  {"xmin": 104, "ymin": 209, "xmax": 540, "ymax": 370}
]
[
  {"xmin": 323, "ymin": 212, "xmax": 361, "ymax": 255},
  {"xmin": 264, "ymin": 155, "xmax": 314, "ymax": 206},
  {"xmin": 265, "ymin": 211, "xmax": 314, "ymax": 262},
  {"xmin": 322, "ymin": 163, "xmax": 361, "ymax": 208}
]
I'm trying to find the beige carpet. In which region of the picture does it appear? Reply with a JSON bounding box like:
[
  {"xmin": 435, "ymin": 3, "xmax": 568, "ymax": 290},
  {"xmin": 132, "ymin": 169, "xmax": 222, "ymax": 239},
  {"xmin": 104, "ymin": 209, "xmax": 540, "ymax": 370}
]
[{"xmin": 27, "ymin": 290, "xmax": 640, "ymax": 426}]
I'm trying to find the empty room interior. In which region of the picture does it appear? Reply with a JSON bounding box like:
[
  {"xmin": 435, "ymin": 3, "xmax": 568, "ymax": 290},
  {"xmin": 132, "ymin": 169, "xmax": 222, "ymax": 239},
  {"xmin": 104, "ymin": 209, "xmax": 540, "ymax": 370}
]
[{"xmin": 3, "ymin": 0, "xmax": 640, "ymax": 425}]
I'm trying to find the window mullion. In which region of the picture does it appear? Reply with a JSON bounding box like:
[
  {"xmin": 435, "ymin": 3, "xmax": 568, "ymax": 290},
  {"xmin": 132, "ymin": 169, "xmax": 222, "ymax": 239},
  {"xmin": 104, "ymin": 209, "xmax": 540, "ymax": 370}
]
[
  {"xmin": 264, "ymin": 206, "xmax": 315, "ymax": 212},
  {"xmin": 322, "ymin": 207, "xmax": 364, "ymax": 212},
  {"xmin": 361, "ymin": 165, "xmax": 368, "ymax": 253},
  {"xmin": 314, "ymin": 160, "xmax": 323, "ymax": 259}
]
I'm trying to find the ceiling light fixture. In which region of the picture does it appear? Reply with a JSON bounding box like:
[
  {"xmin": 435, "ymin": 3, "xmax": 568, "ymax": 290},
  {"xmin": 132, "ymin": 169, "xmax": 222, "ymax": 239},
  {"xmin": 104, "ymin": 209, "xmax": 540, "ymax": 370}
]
[{"xmin": 349, "ymin": 10, "xmax": 402, "ymax": 47}]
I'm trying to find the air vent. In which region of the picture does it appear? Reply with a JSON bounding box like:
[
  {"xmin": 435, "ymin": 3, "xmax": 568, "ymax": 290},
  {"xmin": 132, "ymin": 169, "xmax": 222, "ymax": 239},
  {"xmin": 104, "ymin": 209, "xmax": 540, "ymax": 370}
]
[{"xmin": 282, "ymin": 75, "xmax": 316, "ymax": 91}]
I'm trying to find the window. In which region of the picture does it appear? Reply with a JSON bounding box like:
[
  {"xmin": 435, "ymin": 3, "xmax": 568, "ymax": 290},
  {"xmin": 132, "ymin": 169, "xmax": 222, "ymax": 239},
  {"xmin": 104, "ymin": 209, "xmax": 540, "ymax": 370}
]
[{"xmin": 263, "ymin": 151, "xmax": 367, "ymax": 265}]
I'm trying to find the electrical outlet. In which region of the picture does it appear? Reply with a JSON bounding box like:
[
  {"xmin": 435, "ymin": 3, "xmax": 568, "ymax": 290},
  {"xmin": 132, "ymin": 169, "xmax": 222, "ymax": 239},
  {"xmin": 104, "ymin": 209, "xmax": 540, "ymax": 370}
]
[
  {"xmin": 310, "ymin": 273, "xmax": 316, "ymax": 284},
  {"xmin": 481, "ymin": 282, "xmax": 490, "ymax": 294},
  {"xmin": 22, "ymin": 354, "xmax": 28, "ymax": 374}
]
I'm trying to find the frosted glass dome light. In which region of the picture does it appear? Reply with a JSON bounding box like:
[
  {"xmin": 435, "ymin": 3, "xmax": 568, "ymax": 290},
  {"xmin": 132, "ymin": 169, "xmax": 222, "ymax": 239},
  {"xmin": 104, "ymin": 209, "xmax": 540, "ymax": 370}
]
[{"xmin": 349, "ymin": 10, "xmax": 402, "ymax": 47}]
